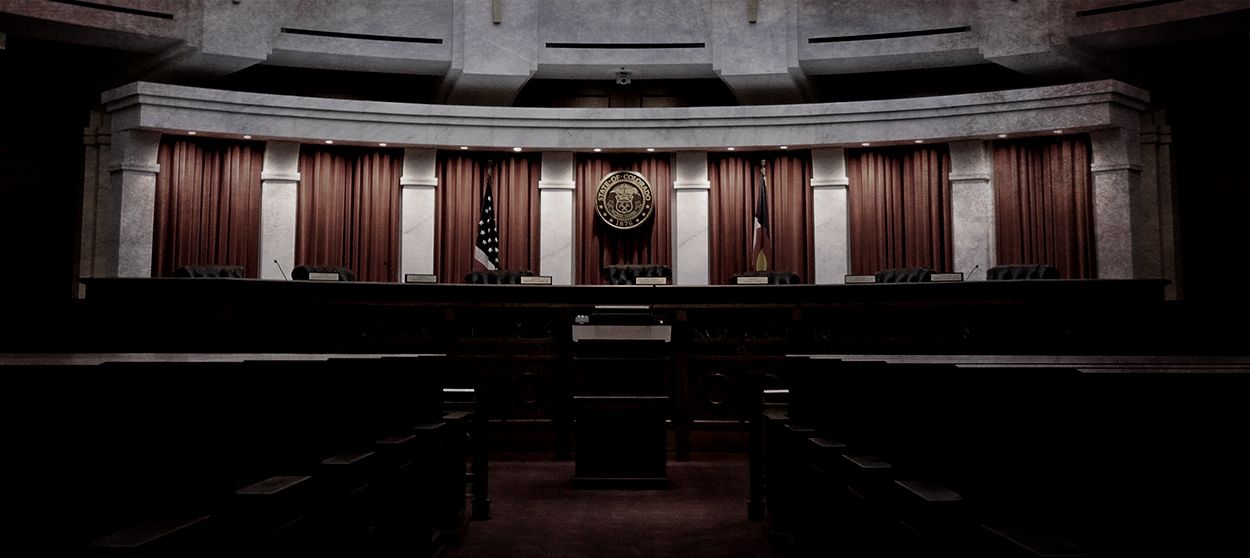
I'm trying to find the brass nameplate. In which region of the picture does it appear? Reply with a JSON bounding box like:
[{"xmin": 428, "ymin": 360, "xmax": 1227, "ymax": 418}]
[
  {"xmin": 735, "ymin": 276, "xmax": 770, "ymax": 285},
  {"xmin": 520, "ymin": 275, "xmax": 553, "ymax": 285},
  {"xmin": 844, "ymin": 275, "xmax": 877, "ymax": 284},
  {"xmin": 634, "ymin": 276, "xmax": 668, "ymax": 285},
  {"xmin": 404, "ymin": 274, "xmax": 438, "ymax": 284},
  {"xmin": 307, "ymin": 272, "xmax": 340, "ymax": 281},
  {"xmin": 931, "ymin": 272, "xmax": 964, "ymax": 282}
]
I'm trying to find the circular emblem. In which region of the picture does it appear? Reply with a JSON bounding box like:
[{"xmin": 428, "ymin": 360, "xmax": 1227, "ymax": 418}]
[{"xmin": 594, "ymin": 171, "xmax": 654, "ymax": 230}]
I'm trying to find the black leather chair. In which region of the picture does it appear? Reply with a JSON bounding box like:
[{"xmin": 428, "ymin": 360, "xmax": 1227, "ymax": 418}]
[
  {"xmin": 731, "ymin": 271, "xmax": 802, "ymax": 285},
  {"xmin": 874, "ymin": 267, "xmax": 933, "ymax": 283},
  {"xmin": 173, "ymin": 265, "xmax": 244, "ymax": 278},
  {"xmin": 291, "ymin": 265, "xmax": 356, "ymax": 281},
  {"xmin": 601, "ymin": 265, "xmax": 672, "ymax": 285},
  {"xmin": 464, "ymin": 270, "xmax": 534, "ymax": 284},
  {"xmin": 987, "ymin": 264, "xmax": 1060, "ymax": 280}
]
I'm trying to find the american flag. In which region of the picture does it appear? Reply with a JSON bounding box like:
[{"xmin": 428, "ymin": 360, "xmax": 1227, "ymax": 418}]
[
  {"xmin": 751, "ymin": 161, "xmax": 771, "ymax": 272},
  {"xmin": 473, "ymin": 162, "xmax": 500, "ymax": 271}
]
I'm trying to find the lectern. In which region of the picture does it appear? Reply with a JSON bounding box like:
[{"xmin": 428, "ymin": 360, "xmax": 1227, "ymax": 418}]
[{"xmin": 570, "ymin": 306, "xmax": 671, "ymax": 488}]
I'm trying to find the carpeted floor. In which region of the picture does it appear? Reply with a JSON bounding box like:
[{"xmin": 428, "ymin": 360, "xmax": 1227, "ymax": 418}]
[{"xmin": 446, "ymin": 453, "xmax": 781, "ymax": 558}]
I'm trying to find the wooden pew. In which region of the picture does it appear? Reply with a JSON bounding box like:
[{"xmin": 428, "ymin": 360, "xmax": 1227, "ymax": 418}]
[{"xmin": 761, "ymin": 354, "xmax": 1250, "ymax": 557}]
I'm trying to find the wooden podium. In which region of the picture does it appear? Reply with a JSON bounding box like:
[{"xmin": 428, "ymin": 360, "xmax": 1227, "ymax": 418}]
[{"xmin": 570, "ymin": 315, "xmax": 671, "ymax": 488}]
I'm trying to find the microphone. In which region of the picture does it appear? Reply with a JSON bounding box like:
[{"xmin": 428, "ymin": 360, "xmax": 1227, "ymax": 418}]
[
  {"xmin": 273, "ymin": 259, "xmax": 289, "ymax": 280},
  {"xmin": 969, "ymin": 264, "xmax": 980, "ymax": 279}
]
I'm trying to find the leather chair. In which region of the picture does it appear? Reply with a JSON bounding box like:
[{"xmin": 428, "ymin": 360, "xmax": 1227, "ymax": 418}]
[
  {"xmin": 464, "ymin": 270, "xmax": 534, "ymax": 284},
  {"xmin": 731, "ymin": 271, "xmax": 802, "ymax": 285},
  {"xmin": 173, "ymin": 265, "xmax": 244, "ymax": 278},
  {"xmin": 987, "ymin": 264, "xmax": 1060, "ymax": 280},
  {"xmin": 874, "ymin": 267, "xmax": 933, "ymax": 283},
  {"xmin": 601, "ymin": 264, "xmax": 672, "ymax": 285},
  {"xmin": 291, "ymin": 265, "xmax": 356, "ymax": 281}
]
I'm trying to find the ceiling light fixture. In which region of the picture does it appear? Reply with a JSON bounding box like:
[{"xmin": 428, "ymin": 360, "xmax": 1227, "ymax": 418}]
[
  {"xmin": 513, "ymin": 147, "xmax": 522, "ymax": 152},
  {"xmin": 378, "ymin": 143, "xmax": 387, "ymax": 147},
  {"xmin": 779, "ymin": 146, "xmax": 788, "ymax": 150},
  {"xmin": 459, "ymin": 146, "xmax": 469, "ymax": 150},
  {"xmin": 592, "ymin": 148, "xmax": 602, "ymax": 153}
]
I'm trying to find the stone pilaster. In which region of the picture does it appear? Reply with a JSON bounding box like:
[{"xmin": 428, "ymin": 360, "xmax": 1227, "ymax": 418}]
[
  {"xmin": 259, "ymin": 141, "xmax": 301, "ymax": 280},
  {"xmin": 539, "ymin": 151, "xmax": 575, "ymax": 284},
  {"xmin": 948, "ymin": 140, "xmax": 995, "ymax": 280},
  {"xmin": 107, "ymin": 129, "xmax": 162, "ymax": 278},
  {"xmin": 811, "ymin": 147, "xmax": 849, "ymax": 284},
  {"xmin": 400, "ymin": 148, "xmax": 438, "ymax": 281},
  {"xmin": 673, "ymin": 151, "xmax": 710, "ymax": 285}
]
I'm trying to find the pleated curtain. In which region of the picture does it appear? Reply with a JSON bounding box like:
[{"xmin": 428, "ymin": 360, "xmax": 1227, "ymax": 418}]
[
  {"xmin": 708, "ymin": 152, "xmax": 814, "ymax": 284},
  {"xmin": 152, "ymin": 136, "xmax": 264, "ymax": 277},
  {"xmin": 296, "ymin": 145, "xmax": 402, "ymax": 282},
  {"xmin": 574, "ymin": 154, "xmax": 672, "ymax": 284},
  {"xmin": 435, "ymin": 152, "xmax": 541, "ymax": 283},
  {"xmin": 992, "ymin": 135, "xmax": 1095, "ymax": 278},
  {"xmin": 847, "ymin": 145, "xmax": 953, "ymax": 274}
]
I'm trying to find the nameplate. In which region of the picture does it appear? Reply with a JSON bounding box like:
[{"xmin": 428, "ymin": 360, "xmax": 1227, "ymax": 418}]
[
  {"xmin": 844, "ymin": 275, "xmax": 877, "ymax": 284},
  {"xmin": 520, "ymin": 275, "xmax": 553, "ymax": 285},
  {"xmin": 404, "ymin": 274, "xmax": 438, "ymax": 284},
  {"xmin": 735, "ymin": 276, "xmax": 770, "ymax": 285},
  {"xmin": 572, "ymin": 324, "xmax": 672, "ymax": 342},
  {"xmin": 634, "ymin": 277, "xmax": 668, "ymax": 285},
  {"xmin": 931, "ymin": 272, "xmax": 964, "ymax": 282},
  {"xmin": 307, "ymin": 272, "xmax": 341, "ymax": 281}
]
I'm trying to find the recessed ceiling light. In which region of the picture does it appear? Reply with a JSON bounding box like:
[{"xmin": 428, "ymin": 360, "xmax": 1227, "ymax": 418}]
[
  {"xmin": 242, "ymin": 135, "xmax": 252, "ymax": 139},
  {"xmin": 378, "ymin": 143, "xmax": 387, "ymax": 147},
  {"xmin": 324, "ymin": 140, "xmax": 334, "ymax": 144},
  {"xmin": 592, "ymin": 148, "xmax": 602, "ymax": 153},
  {"xmin": 997, "ymin": 134, "xmax": 1008, "ymax": 138},
  {"xmin": 646, "ymin": 148, "xmax": 655, "ymax": 152},
  {"xmin": 727, "ymin": 147, "xmax": 736, "ymax": 151},
  {"xmin": 779, "ymin": 146, "xmax": 788, "ymax": 150},
  {"xmin": 861, "ymin": 142, "xmax": 871, "ymax": 147},
  {"xmin": 459, "ymin": 146, "xmax": 469, "ymax": 150},
  {"xmin": 187, "ymin": 131, "xmax": 197, "ymax": 135},
  {"xmin": 512, "ymin": 147, "xmax": 522, "ymax": 152},
  {"xmin": 914, "ymin": 140, "xmax": 924, "ymax": 143},
  {"xmin": 1053, "ymin": 129, "xmax": 1063, "ymax": 134}
]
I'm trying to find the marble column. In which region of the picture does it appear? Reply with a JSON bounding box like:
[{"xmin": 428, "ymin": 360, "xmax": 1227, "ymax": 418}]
[
  {"xmin": 400, "ymin": 148, "xmax": 438, "ymax": 281},
  {"xmin": 811, "ymin": 147, "xmax": 849, "ymax": 284},
  {"xmin": 79, "ymin": 111, "xmax": 111, "ymax": 292},
  {"xmin": 107, "ymin": 129, "xmax": 162, "ymax": 278},
  {"xmin": 1090, "ymin": 127, "xmax": 1141, "ymax": 279},
  {"xmin": 948, "ymin": 141, "xmax": 995, "ymax": 281},
  {"xmin": 259, "ymin": 141, "xmax": 300, "ymax": 280},
  {"xmin": 673, "ymin": 151, "xmax": 710, "ymax": 285},
  {"xmin": 539, "ymin": 151, "xmax": 575, "ymax": 285}
]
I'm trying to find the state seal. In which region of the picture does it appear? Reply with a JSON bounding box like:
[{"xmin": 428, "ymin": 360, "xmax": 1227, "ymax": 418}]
[{"xmin": 594, "ymin": 170, "xmax": 654, "ymax": 230}]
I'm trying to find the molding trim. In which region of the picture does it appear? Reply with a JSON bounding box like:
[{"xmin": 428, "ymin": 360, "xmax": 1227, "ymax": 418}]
[
  {"xmin": 673, "ymin": 180, "xmax": 711, "ymax": 190},
  {"xmin": 103, "ymin": 80, "xmax": 1150, "ymax": 151},
  {"xmin": 539, "ymin": 180, "xmax": 576, "ymax": 190},
  {"xmin": 261, "ymin": 172, "xmax": 301, "ymax": 182},
  {"xmin": 810, "ymin": 177, "xmax": 849, "ymax": 188},
  {"xmin": 108, "ymin": 163, "xmax": 160, "ymax": 174},
  {"xmin": 400, "ymin": 176, "xmax": 438, "ymax": 187},
  {"xmin": 949, "ymin": 172, "xmax": 991, "ymax": 182},
  {"xmin": 1091, "ymin": 163, "xmax": 1143, "ymax": 174}
]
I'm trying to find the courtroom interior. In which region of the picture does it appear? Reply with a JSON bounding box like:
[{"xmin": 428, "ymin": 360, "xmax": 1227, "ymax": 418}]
[{"xmin": 2, "ymin": 1, "xmax": 1249, "ymax": 557}]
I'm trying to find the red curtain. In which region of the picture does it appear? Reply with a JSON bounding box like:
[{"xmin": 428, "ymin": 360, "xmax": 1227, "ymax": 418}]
[
  {"xmin": 847, "ymin": 145, "xmax": 953, "ymax": 274},
  {"xmin": 575, "ymin": 154, "xmax": 672, "ymax": 284},
  {"xmin": 296, "ymin": 145, "xmax": 402, "ymax": 282},
  {"xmin": 152, "ymin": 136, "xmax": 264, "ymax": 277},
  {"xmin": 993, "ymin": 135, "xmax": 1095, "ymax": 279},
  {"xmin": 435, "ymin": 152, "xmax": 541, "ymax": 283},
  {"xmin": 709, "ymin": 152, "xmax": 813, "ymax": 284}
]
